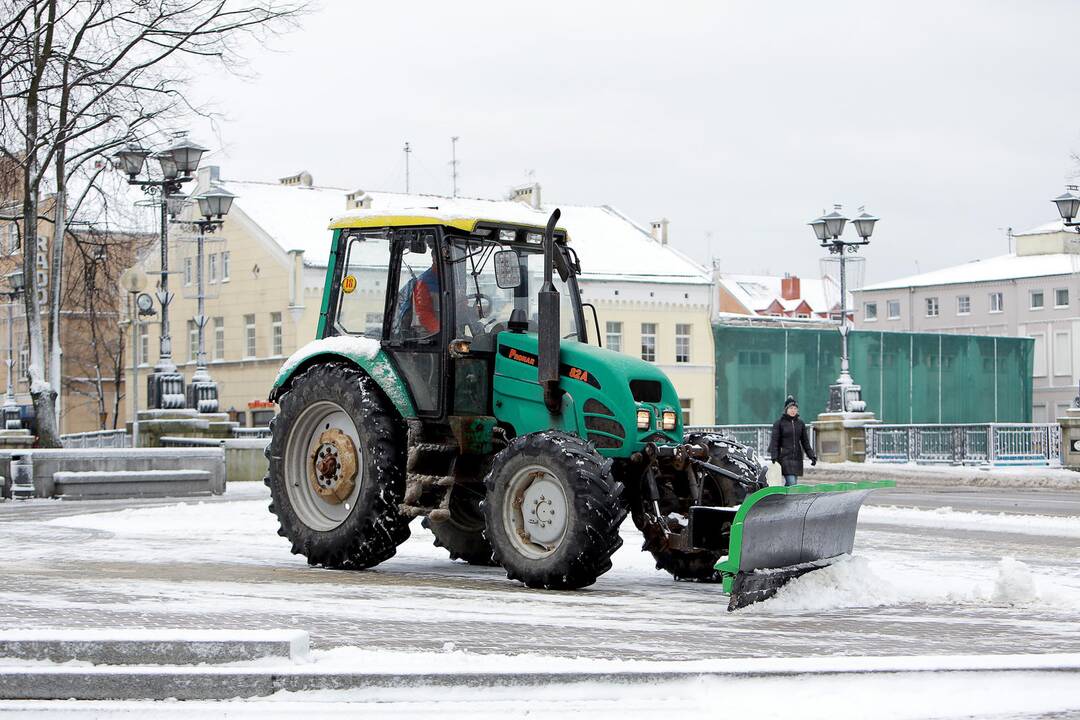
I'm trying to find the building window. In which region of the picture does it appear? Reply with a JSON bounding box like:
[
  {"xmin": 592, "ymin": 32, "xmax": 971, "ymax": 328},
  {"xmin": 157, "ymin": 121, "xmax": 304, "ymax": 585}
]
[
  {"xmin": 183, "ymin": 257, "xmax": 193, "ymax": 286},
  {"xmin": 271, "ymin": 312, "xmax": 283, "ymax": 356},
  {"xmin": 139, "ymin": 324, "xmax": 149, "ymax": 365},
  {"xmin": 188, "ymin": 320, "xmax": 198, "ymax": 362},
  {"xmin": 641, "ymin": 323, "xmax": 656, "ymax": 362},
  {"xmin": 675, "ymin": 323, "xmax": 691, "ymax": 363},
  {"xmin": 17, "ymin": 343, "xmax": 28, "ymax": 380},
  {"xmin": 990, "ymin": 292, "xmax": 1004, "ymax": 313},
  {"xmin": 957, "ymin": 295, "xmax": 970, "ymax": 315},
  {"xmin": 864, "ymin": 302, "xmax": 877, "ymax": 321},
  {"xmin": 887, "ymin": 300, "xmax": 900, "ymax": 319},
  {"xmin": 925, "ymin": 297, "xmax": 939, "ymax": 317},
  {"xmin": 213, "ymin": 317, "xmax": 225, "ymax": 361},
  {"xmin": 208, "ymin": 253, "xmax": 218, "ymax": 283},
  {"xmin": 1031, "ymin": 290, "xmax": 1044, "ymax": 310},
  {"xmin": 680, "ymin": 398, "xmax": 692, "ymax": 426},
  {"xmin": 605, "ymin": 321, "xmax": 622, "ymax": 353},
  {"xmin": 221, "ymin": 251, "xmax": 231, "ymax": 281},
  {"xmin": 244, "ymin": 314, "xmax": 256, "ymax": 358},
  {"xmin": 1054, "ymin": 331, "xmax": 1072, "ymax": 377},
  {"xmin": 6, "ymin": 223, "xmax": 17, "ymax": 254},
  {"xmin": 1056, "ymin": 288, "xmax": 1069, "ymax": 308}
]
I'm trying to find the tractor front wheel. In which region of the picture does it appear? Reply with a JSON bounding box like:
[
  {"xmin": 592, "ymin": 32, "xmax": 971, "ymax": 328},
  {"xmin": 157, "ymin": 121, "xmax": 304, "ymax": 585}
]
[
  {"xmin": 482, "ymin": 431, "xmax": 626, "ymax": 589},
  {"xmin": 265, "ymin": 362, "xmax": 410, "ymax": 569}
]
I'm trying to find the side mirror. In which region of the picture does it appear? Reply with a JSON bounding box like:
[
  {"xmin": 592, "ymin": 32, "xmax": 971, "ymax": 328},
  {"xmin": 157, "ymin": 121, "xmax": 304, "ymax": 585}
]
[
  {"xmin": 409, "ymin": 233, "xmax": 427, "ymax": 255},
  {"xmin": 493, "ymin": 250, "xmax": 522, "ymax": 289}
]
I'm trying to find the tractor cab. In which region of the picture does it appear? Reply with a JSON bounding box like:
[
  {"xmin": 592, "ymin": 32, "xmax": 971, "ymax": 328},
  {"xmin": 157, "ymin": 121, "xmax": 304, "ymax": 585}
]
[{"xmin": 327, "ymin": 216, "xmax": 587, "ymax": 424}]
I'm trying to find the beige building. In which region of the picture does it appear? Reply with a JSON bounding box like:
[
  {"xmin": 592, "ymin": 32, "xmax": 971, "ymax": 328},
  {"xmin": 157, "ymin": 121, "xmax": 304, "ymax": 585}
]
[
  {"xmin": 132, "ymin": 170, "xmax": 716, "ymax": 427},
  {"xmin": 853, "ymin": 220, "xmax": 1080, "ymax": 422}
]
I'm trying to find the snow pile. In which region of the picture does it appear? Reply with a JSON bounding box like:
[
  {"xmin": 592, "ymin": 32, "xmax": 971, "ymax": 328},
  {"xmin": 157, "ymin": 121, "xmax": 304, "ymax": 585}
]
[
  {"xmin": 277, "ymin": 335, "xmax": 381, "ymax": 379},
  {"xmin": 748, "ymin": 554, "xmax": 1064, "ymax": 613},
  {"xmin": 992, "ymin": 557, "xmax": 1039, "ymax": 605},
  {"xmin": 749, "ymin": 556, "xmax": 903, "ymax": 612}
]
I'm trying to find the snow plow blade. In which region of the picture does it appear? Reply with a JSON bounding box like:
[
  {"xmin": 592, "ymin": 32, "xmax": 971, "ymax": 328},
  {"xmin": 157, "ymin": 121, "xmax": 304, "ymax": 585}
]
[{"xmin": 714, "ymin": 481, "xmax": 895, "ymax": 611}]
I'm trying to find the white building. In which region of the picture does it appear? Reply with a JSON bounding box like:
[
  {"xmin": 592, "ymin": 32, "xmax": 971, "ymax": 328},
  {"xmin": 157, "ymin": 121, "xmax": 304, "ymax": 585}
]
[{"xmin": 853, "ymin": 220, "xmax": 1080, "ymax": 421}]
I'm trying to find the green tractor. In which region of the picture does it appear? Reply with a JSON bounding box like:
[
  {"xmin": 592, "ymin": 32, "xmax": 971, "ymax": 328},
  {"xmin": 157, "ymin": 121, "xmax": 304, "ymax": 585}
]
[{"xmin": 266, "ymin": 207, "xmax": 890, "ymax": 609}]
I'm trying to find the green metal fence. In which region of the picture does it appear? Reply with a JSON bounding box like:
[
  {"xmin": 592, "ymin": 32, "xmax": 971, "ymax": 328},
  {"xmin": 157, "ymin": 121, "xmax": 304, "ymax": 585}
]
[{"xmin": 714, "ymin": 324, "xmax": 1033, "ymax": 425}]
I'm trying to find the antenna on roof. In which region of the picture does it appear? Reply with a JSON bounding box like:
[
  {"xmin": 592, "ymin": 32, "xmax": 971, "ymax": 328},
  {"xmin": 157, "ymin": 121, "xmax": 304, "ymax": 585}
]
[
  {"xmin": 450, "ymin": 136, "xmax": 460, "ymax": 198},
  {"xmin": 403, "ymin": 141, "xmax": 411, "ymax": 194}
]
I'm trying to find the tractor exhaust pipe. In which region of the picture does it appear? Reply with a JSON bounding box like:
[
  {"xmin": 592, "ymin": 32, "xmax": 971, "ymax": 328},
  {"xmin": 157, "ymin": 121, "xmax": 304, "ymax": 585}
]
[{"xmin": 538, "ymin": 208, "xmax": 562, "ymax": 414}]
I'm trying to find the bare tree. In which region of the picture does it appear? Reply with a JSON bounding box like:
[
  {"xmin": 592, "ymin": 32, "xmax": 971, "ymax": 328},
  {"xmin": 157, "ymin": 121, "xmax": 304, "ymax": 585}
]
[{"xmin": 0, "ymin": 0, "xmax": 304, "ymax": 445}]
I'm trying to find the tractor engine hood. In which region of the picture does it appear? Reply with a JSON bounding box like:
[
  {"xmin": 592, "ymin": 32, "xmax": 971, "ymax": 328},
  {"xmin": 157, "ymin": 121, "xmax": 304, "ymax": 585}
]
[{"xmin": 492, "ymin": 331, "xmax": 683, "ymax": 454}]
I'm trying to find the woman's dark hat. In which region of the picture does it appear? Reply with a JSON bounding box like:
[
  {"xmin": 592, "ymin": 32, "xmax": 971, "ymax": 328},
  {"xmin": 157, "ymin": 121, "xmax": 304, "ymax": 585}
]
[{"xmin": 784, "ymin": 395, "xmax": 798, "ymax": 409}]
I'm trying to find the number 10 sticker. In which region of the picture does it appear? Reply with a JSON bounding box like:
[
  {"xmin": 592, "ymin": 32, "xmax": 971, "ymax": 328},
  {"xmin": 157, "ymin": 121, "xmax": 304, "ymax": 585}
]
[{"xmin": 341, "ymin": 275, "xmax": 357, "ymax": 294}]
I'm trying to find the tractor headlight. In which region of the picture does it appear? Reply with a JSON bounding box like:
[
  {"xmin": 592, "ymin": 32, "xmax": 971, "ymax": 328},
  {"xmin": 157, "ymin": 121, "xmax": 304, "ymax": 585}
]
[
  {"xmin": 661, "ymin": 410, "xmax": 677, "ymax": 431},
  {"xmin": 636, "ymin": 409, "xmax": 651, "ymax": 430}
]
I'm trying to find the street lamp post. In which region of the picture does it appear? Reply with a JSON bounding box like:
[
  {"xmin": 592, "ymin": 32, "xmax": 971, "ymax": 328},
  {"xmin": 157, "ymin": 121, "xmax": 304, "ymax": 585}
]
[
  {"xmin": 809, "ymin": 204, "xmax": 879, "ymax": 414},
  {"xmin": 114, "ymin": 133, "xmax": 207, "ymax": 410},
  {"xmin": 180, "ymin": 186, "xmax": 236, "ymax": 413},
  {"xmin": 2, "ymin": 270, "xmax": 24, "ymax": 430},
  {"xmin": 1050, "ymin": 186, "xmax": 1080, "ymax": 407}
]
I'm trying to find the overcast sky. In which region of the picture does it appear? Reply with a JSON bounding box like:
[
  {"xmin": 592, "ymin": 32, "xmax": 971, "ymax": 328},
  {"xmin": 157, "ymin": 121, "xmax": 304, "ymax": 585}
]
[{"xmin": 190, "ymin": 0, "xmax": 1080, "ymax": 284}]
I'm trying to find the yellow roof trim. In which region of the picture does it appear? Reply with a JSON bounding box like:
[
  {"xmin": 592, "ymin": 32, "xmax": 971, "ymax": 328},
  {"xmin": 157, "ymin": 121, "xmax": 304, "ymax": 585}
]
[
  {"xmin": 328, "ymin": 213, "xmax": 569, "ymax": 236},
  {"xmin": 329, "ymin": 214, "xmax": 478, "ymax": 231}
]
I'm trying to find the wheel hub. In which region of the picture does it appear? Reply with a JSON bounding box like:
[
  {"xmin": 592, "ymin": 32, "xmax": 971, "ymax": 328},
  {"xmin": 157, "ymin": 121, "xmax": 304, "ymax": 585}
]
[
  {"xmin": 308, "ymin": 428, "xmax": 358, "ymax": 504},
  {"xmin": 511, "ymin": 471, "xmax": 567, "ymax": 551}
]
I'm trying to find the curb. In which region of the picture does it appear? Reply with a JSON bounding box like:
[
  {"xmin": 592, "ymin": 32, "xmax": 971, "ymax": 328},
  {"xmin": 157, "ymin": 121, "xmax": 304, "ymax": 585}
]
[
  {"xmin": 3, "ymin": 655, "xmax": 1079, "ymax": 701},
  {"xmin": 0, "ymin": 630, "xmax": 309, "ymax": 666}
]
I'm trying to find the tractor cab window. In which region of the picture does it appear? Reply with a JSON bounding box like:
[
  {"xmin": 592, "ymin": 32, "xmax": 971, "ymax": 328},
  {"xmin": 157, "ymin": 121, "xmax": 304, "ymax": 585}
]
[
  {"xmin": 389, "ymin": 230, "xmax": 440, "ymax": 342},
  {"xmin": 449, "ymin": 235, "xmax": 579, "ymax": 352},
  {"xmin": 336, "ymin": 230, "xmax": 392, "ymax": 337}
]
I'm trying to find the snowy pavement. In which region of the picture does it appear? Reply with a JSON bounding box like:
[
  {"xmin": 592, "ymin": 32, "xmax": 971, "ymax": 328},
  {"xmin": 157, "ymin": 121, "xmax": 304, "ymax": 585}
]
[{"xmin": 0, "ymin": 482, "xmax": 1078, "ymax": 716}]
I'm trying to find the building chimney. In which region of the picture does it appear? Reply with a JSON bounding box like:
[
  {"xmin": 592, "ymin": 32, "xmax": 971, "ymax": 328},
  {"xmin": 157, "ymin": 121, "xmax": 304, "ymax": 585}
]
[
  {"xmin": 346, "ymin": 189, "xmax": 372, "ymax": 209},
  {"xmin": 781, "ymin": 273, "xmax": 800, "ymax": 301},
  {"xmin": 197, "ymin": 165, "xmax": 220, "ymax": 186},
  {"xmin": 650, "ymin": 218, "xmax": 669, "ymax": 245},
  {"xmin": 279, "ymin": 171, "xmax": 313, "ymax": 187},
  {"xmin": 509, "ymin": 182, "xmax": 542, "ymax": 209}
]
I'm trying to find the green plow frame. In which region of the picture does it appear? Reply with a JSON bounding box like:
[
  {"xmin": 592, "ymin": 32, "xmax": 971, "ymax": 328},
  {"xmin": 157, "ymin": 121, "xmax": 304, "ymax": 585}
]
[{"xmin": 715, "ymin": 480, "xmax": 895, "ymax": 611}]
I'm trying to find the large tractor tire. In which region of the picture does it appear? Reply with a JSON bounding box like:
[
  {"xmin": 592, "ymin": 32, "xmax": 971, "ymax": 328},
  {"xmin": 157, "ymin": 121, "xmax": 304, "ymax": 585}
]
[
  {"xmin": 482, "ymin": 430, "xmax": 627, "ymax": 589},
  {"xmin": 265, "ymin": 362, "xmax": 410, "ymax": 569},
  {"xmin": 422, "ymin": 484, "xmax": 496, "ymax": 566},
  {"xmin": 644, "ymin": 432, "xmax": 766, "ymax": 582}
]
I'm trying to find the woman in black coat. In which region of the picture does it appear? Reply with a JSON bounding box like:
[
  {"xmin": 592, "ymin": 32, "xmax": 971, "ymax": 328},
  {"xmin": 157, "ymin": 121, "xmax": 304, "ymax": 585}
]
[{"xmin": 768, "ymin": 395, "xmax": 817, "ymax": 486}]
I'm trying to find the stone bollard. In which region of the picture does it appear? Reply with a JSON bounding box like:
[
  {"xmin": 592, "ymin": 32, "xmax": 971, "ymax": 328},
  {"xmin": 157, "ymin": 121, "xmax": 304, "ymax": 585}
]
[
  {"xmin": 1058, "ymin": 408, "xmax": 1080, "ymax": 471},
  {"xmin": 10, "ymin": 453, "xmax": 34, "ymax": 499},
  {"xmin": 813, "ymin": 412, "xmax": 879, "ymax": 463}
]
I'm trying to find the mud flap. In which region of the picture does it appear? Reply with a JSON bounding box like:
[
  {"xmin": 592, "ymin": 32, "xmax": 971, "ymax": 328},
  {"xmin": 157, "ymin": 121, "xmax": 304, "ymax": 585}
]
[{"xmin": 715, "ymin": 481, "xmax": 895, "ymax": 611}]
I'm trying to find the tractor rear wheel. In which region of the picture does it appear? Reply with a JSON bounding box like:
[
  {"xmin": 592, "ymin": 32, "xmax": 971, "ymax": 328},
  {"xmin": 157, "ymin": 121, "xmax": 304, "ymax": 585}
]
[
  {"xmin": 482, "ymin": 431, "xmax": 626, "ymax": 589},
  {"xmin": 422, "ymin": 484, "xmax": 496, "ymax": 566},
  {"xmin": 265, "ymin": 362, "xmax": 410, "ymax": 569}
]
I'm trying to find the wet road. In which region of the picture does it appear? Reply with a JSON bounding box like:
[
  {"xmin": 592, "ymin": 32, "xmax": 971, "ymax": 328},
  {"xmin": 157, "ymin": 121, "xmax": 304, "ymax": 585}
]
[{"xmin": 0, "ymin": 483, "xmax": 1077, "ymax": 661}]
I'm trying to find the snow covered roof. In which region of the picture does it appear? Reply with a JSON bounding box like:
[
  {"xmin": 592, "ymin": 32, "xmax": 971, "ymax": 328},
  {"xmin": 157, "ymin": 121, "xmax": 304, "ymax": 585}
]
[
  {"xmin": 860, "ymin": 252, "xmax": 1078, "ymax": 291},
  {"xmin": 717, "ymin": 273, "xmax": 848, "ymax": 315},
  {"xmin": 1013, "ymin": 219, "xmax": 1068, "ymax": 237},
  {"xmin": 215, "ymin": 179, "xmax": 349, "ymax": 266},
  {"xmin": 218, "ymin": 178, "xmax": 710, "ymax": 285}
]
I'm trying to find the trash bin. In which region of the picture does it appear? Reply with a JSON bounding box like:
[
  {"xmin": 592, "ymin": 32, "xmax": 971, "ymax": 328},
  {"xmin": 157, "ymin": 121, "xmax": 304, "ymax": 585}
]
[{"xmin": 11, "ymin": 453, "xmax": 34, "ymax": 499}]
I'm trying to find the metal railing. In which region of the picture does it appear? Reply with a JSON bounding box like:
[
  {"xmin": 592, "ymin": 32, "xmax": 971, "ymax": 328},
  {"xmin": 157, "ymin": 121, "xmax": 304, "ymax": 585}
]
[
  {"xmin": 60, "ymin": 429, "xmax": 130, "ymax": 448},
  {"xmin": 865, "ymin": 423, "xmax": 1061, "ymax": 467},
  {"xmin": 686, "ymin": 424, "xmax": 814, "ymax": 459}
]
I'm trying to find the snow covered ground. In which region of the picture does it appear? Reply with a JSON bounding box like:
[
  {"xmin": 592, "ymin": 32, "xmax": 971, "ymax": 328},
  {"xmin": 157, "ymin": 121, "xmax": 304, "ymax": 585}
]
[{"xmin": 1, "ymin": 483, "xmax": 1078, "ymax": 716}]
